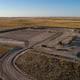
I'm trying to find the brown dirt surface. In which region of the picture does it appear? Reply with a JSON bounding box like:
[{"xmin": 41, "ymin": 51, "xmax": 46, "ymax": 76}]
[
  {"xmin": 0, "ymin": 46, "xmax": 9, "ymax": 57},
  {"xmin": 16, "ymin": 50, "xmax": 80, "ymax": 80},
  {"xmin": 0, "ymin": 44, "xmax": 16, "ymax": 58},
  {"xmin": 0, "ymin": 78, "xmax": 2, "ymax": 80}
]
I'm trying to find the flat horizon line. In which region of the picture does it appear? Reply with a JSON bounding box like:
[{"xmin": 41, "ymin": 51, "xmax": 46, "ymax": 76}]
[{"xmin": 0, "ymin": 16, "xmax": 80, "ymax": 18}]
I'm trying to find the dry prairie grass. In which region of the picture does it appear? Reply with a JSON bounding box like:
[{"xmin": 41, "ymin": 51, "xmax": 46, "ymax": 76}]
[{"xmin": 0, "ymin": 17, "xmax": 80, "ymax": 29}]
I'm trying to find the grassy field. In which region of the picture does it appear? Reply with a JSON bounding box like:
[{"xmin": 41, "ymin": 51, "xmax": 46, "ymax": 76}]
[
  {"xmin": 0, "ymin": 17, "xmax": 80, "ymax": 29},
  {"xmin": 16, "ymin": 50, "xmax": 80, "ymax": 80}
]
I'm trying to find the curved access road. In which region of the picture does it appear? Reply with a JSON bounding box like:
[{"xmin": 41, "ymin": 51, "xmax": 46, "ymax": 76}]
[{"xmin": 1, "ymin": 48, "xmax": 35, "ymax": 80}]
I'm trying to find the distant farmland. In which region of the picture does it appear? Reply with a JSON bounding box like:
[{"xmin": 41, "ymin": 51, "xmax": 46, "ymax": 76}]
[{"xmin": 0, "ymin": 17, "xmax": 80, "ymax": 29}]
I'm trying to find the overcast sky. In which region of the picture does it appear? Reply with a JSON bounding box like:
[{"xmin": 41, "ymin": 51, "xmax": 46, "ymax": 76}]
[{"xmin": 0, "ymin": 0, "xmax": 80, "ymax": 17}]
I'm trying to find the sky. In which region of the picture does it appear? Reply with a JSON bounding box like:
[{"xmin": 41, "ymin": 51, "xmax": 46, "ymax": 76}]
[{"xmin": 0, "ymin": 0, "xmax": 80, "ymax": 17}]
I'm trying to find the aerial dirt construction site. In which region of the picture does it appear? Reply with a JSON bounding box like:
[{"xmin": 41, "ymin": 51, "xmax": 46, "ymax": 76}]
[{"xmin": 0, "ymin": 27, "xmax": 80, "ymax": 80}]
